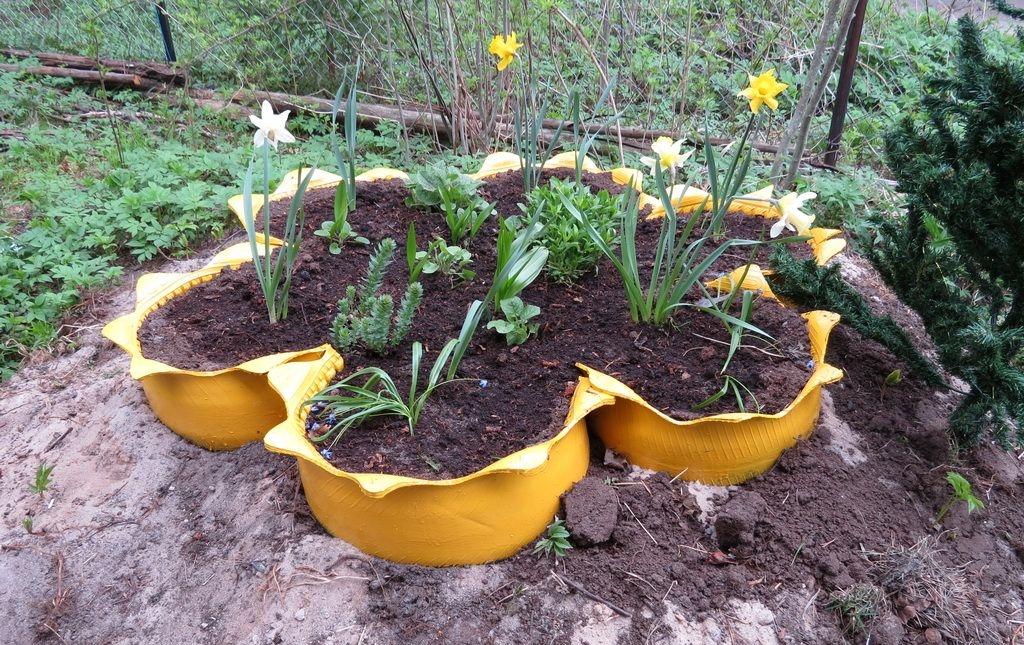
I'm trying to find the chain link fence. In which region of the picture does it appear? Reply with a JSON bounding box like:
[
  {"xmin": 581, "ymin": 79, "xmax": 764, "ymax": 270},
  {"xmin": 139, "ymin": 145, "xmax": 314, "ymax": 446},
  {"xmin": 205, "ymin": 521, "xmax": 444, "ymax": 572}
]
[{"xmin": 0, "ymin": 0, "xmax": 966, "ymax": 163}]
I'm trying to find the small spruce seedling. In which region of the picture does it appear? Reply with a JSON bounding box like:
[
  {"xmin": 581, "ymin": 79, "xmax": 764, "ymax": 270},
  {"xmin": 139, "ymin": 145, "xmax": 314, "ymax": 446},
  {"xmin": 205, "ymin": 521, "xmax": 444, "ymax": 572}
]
[
  {"xmin": 29, "ymin": 463, "xmax": 54, "ymax": 494},
  {"xmin": 935, "ymin": 471, "xmax": 985, "ymax": 523},
  {"xmin": 533, "ymin": 518, "xmax": 572, "ymax": 558}
]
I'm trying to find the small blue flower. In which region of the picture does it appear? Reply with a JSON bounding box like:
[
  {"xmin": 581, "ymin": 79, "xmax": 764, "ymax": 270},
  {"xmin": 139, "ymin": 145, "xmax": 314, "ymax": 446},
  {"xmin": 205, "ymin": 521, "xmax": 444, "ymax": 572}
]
[
  {"xmin": 479, "ymin": 379, "xmax": 489, "ymax": 388},
  {"xmin": 805, "ymin": 360, "xmax": 815, "ymax": 370},
  {"xmin": 326, "ymin": 414, "xmax": 337, "ymax": 425},
  {"xmin": 320, "ymin": 448, "xmax": 334, "ymax": 460}
]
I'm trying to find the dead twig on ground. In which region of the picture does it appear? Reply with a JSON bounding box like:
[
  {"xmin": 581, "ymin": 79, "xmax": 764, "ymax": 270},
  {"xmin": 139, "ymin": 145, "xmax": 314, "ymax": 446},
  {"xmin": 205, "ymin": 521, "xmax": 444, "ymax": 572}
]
[{"xmin": 550, "ymin": 571, "xmax": 632, "ymax": 618}]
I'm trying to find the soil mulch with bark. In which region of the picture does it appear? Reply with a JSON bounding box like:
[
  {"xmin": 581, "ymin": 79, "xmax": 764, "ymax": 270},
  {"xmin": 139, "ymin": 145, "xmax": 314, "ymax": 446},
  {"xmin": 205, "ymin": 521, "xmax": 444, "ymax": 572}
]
[{"xmin": 140, "ymin": 169, "xmax": 815, "ymax": 479}]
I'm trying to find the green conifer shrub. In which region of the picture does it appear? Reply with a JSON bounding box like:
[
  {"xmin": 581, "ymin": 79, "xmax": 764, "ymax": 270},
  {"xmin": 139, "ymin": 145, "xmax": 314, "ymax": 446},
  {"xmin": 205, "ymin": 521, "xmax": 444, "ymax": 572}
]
[{"xmin": 874, "ymin": 17, "xmax": 1024, "ymax": 448}]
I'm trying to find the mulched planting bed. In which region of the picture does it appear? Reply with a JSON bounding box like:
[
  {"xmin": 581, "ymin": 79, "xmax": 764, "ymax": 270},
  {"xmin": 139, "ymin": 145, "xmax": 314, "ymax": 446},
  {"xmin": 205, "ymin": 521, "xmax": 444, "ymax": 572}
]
[{"xmin": 140, "ymin": 169, "xmax": 820, "ymax": 479}]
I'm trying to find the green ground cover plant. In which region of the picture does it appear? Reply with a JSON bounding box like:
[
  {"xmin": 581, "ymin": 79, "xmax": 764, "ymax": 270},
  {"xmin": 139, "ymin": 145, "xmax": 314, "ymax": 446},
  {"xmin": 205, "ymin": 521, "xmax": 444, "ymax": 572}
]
[{"xmin": 0, "ymin": 67, "xmax": 449, "ymax": 379}]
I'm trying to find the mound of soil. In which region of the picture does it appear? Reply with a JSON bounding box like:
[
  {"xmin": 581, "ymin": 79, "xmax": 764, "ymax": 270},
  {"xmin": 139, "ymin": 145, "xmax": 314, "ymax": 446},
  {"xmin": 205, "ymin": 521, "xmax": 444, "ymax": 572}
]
[
  {"xmin": 2, "ymin": 226, "xmax": 1022, "ymax": 644},
  {"xmin": 139, "ymin": 170, "xmax": 816, "ymax": 478}
]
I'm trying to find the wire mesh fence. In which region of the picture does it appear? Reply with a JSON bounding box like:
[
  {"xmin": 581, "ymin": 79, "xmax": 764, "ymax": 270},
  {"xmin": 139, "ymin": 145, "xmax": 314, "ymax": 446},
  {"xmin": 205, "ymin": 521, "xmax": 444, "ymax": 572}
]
[{"xmin": 0, "ymin": 0, "xmax": 966, "ymax": 163}]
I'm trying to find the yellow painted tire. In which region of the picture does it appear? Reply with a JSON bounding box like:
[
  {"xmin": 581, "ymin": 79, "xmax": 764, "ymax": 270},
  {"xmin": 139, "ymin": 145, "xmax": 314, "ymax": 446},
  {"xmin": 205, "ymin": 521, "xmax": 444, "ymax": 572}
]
[
  {"xmin": 102, "ymin": 242, "xmax": 343, "ymax": 450},
  {"xmin": 580, "ymin": 310, "xmax": 844, "ymax": 485},
  {"xmin": 264, "ymin": 360, "xmax": 615, "ymax": 565},
  {"xmin": 227, "ymin": 167, "xmax": 410, "ymax": 244}
]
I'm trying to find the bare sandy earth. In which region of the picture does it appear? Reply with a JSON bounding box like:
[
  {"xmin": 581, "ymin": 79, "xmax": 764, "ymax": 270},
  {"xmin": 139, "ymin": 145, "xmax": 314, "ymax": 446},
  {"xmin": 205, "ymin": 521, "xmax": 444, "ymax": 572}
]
[{"xmin": 0, "ymin": 250, "xmax": 798, "ymax": 645}]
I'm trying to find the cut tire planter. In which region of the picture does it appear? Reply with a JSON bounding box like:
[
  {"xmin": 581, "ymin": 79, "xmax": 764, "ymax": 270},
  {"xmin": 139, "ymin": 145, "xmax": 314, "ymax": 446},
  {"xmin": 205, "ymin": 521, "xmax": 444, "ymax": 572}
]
[
  {"xmin": 579, "ymin": 310, "xmax": 844, "ymax": 486},
  {"xmin": 263, "ymin": 359, "xmax": 615, "ymax": 566},
  {"xmin": 227, "ymin": 167, "xmax": 409, "ymax": 244},
  {"xmin": 102, "ymin": 243, "xmax": 343, "ymax": 450}
]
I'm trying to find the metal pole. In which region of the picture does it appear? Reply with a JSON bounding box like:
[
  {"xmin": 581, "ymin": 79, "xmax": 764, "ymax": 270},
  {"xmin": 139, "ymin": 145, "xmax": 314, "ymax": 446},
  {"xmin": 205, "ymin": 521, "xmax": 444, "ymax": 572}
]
[
  {"xmin": 155, "ymin": 2, "xmax": 177, "ymax": 63},
  {"xmin": 823, "ymin": 0, "xmax": 868, "ymax": 168}
]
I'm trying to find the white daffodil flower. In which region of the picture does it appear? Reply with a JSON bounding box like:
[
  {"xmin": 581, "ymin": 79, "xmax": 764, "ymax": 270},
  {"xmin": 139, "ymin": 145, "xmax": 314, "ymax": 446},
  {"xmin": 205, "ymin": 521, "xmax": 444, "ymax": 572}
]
[
  {"xmin": 640, "ymin": 136, "xmax": 692, "ymax": 178},
  {"xmin": 771, "ymin": 191, "xmax": 817, "ymax": 237},
  {"xmin": 249, "ymin": 100, "xmax": 295, "ymax": 150}
]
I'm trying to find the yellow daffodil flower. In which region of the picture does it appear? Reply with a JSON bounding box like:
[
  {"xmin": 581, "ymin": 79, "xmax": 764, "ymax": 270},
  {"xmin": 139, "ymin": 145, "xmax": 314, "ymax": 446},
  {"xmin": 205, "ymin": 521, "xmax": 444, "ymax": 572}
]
[
  {"xmin": 771, "ymin": 191, "xmax": 817, "ymax": 237},
  {"xmin": 489, "ymin": 32, "xmax": 523, "ymax": 71},
  {"xmin": 640, "ymin": 136, "xmax": 693, "ymax": 178},
  {"xmin": 737, "ymin": 69, "xmax": 789, "ymax": 114},
  {"xmin": 249, "ymin": 100, "xmax": 295, "ymax": 150}
]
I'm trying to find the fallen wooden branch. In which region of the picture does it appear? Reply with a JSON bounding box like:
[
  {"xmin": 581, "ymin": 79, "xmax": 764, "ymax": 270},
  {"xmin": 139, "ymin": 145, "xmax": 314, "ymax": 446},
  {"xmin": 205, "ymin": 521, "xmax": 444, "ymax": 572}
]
[
  {"xmin": 1, "ymin": 48, "xmax": 184, "ymax": 85},
  {"xmin": 1, "ymin": 58, "xmax": 836, "ymax": 170},
  {"xmin": 0, "ymin": 63, "xmax": 166, "ymax": 90}
]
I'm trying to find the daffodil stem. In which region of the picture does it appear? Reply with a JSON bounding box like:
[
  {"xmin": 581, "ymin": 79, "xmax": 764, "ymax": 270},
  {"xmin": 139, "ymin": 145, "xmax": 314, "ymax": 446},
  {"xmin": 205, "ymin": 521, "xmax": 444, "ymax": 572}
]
[{"xmin": 261, "ymin": 142, "xmax": 278, "ymax": 322}]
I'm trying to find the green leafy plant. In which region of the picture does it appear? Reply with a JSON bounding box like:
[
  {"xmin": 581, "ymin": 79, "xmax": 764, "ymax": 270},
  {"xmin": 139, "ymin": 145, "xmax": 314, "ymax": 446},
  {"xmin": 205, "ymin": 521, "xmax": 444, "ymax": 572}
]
[
  {"xmin": 22, "ymin": 516, "xmax": 33, "ymax": 534},
  {"xmin": 311, "ymin": 301, "xmax": 483, "ymax": 439},
  {"xmin": 405, "ymin": 164, "xmax": 495, "ymax": 244},
  {"xmin": 487, "ymin": 297, "xmax": 541, "ymax": 346},
  {"xmin": 29, "ymin": 462, "xmax": 54, "ymax": 494},
  {"xmin": 564, "ymin": 172, "xmax": 763, "ymax": 327},
  {"xmin": 935, "ymin": 471, "xmax": 985, "ymax": 523},
  {"xmin": 330, "ymin": 238, "xmax": 422, "ymax": 355},
  {"xmin": 313, "ymin": 184, "xmax": 369, "ymax": 253},
  {"xmin": 533, "ymin": 518, "xmax": 572, "ymax": 558},
  {"xmin": 411, "ymin": 238, "xmax": 475, "ymax": 285},
  {"xmin": 524, "ymin": 178, "xmax": 620, "ymax": 283},
  {"xmin": 488, "ymin": 216, "xmax": 549, "ymax": 307}
]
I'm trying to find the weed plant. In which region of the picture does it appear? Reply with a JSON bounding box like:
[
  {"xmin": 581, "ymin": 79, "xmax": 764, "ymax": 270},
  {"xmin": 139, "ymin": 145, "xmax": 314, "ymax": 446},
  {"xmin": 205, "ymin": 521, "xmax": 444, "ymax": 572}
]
[
  {"xmin": 524, "ymin": 179, "xmax": 620, "ymax": 283},
  {"xmin": 405, "ymin": 164, "xmax": 495, "ymax": 245}
]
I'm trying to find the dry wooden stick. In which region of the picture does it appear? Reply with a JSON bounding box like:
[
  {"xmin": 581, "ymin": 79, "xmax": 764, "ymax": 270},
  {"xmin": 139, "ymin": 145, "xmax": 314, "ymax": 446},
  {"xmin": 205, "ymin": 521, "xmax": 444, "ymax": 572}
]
[{"xmin": 551, "ymin": 572, "xmax": 632, "ymax": 618}]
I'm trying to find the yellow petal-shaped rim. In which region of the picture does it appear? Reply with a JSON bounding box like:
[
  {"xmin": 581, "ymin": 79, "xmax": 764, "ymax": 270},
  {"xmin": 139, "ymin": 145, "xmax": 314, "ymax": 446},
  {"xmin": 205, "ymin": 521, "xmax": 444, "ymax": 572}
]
[
  {"xmin": 643, "ymin": 184, "xmax": 844, "ymax": 266},
  {"xmin": 227, "ymin": 167, "xmax": 409, "ymax": 244},
  {"xmin": 263, "ymin": 359, "xmax": 616, "ymax": 565},
  {"xmin": 101, "ymin": 241, "xmax": 343, "ymax": 450},
  {"xmin": 580, "ymin": 310, "xmax": 844, "ymax": 485},
  {"xmin": 704, "ymin": 264, "xmax": 777, "ymax": 301},
  {"xmin": 468, "ymin": 151, "xmax": 639, "ymax": 193}
]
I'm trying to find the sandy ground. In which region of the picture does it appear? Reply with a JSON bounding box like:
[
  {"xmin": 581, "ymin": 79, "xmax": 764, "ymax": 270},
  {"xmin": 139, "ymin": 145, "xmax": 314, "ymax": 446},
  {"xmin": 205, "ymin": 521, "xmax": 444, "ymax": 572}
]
[{"xmin": 0, "ymin": 246, "xmax": 817, "ymax": 645}]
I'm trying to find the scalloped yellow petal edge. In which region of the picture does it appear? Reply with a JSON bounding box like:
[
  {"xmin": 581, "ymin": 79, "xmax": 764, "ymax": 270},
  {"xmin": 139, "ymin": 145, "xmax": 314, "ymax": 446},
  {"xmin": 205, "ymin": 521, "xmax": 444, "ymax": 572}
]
[
  {"xmin": 101, "ymin": 241, "xmax": 343, "ymax": 450},
  {"xmin": 470, "ymin": 153, "xmax": 844, "ymax": 265},
  {"xmin": 579, "ymin": 310, "xmax": 844, "ymax": 486},
  {"xmin": 226, "ymin": 167, "xmax": 409, "ymax": 243},
  {"xmin": 263, "ymin": 359, "xmax": 616, "ymax": 565},
  {"xmin": 642, "ymin": 184, "xmax": 846, "ymax": 266}
]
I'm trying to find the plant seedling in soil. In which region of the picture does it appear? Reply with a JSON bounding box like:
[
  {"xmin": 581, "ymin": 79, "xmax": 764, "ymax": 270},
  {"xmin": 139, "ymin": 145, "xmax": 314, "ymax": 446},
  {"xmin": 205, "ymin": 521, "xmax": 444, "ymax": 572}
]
[
  {"xmin": 311, "ymin": 301, "xmax": 484, "ymax": 440},
  {"xmin": 487, "ymin": 297, "xmax": 541, "ymax": 346},
  {"xmin": 935, "ymin": 471, "xmax": 985, "ymax": 523},
  {"xmin": 828, "ymin": 584, "xmax": 883, "ymax": 637},
  {"xmin": 880, "ymin": 368, "xmax": 902, "ymax": 401},
  {"xmin": 523, "ymin": 178, "xmax": 619, "ymax": 283},
  {"xmin": 413, "ymin": 238, "xmax": 475, "ymax": 285},
  {"xmin": 405, "ymin": 163, "xmax": 494, "ymax": 245},
  {"xmin": 22, "ymin": 516, "xmax": 34, "ymax": 534},
  {"xmin": 330, "ymin": 238, "xmax": 422, "ymax": 355},
  {"xmin": 313, "ymin": 184, "xmax": 369, "ymax": 253},
  {"xmin": 533, "ymin": 518, "xmax": 572, "ymax": 558},
  {"xmin": 29, "ymin": 462, "xmax": 54, "ymax": 494}
]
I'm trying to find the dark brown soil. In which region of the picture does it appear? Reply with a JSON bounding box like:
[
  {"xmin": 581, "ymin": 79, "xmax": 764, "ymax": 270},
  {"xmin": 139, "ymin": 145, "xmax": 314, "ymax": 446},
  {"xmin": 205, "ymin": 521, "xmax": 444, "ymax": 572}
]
[
  {"xmin": 139, "ymin": 170, "xmax": 814, "ymax": 480},
  {"xmin": 359, "ymin": 325, "xmax": 1018, "ymax": 645}
]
